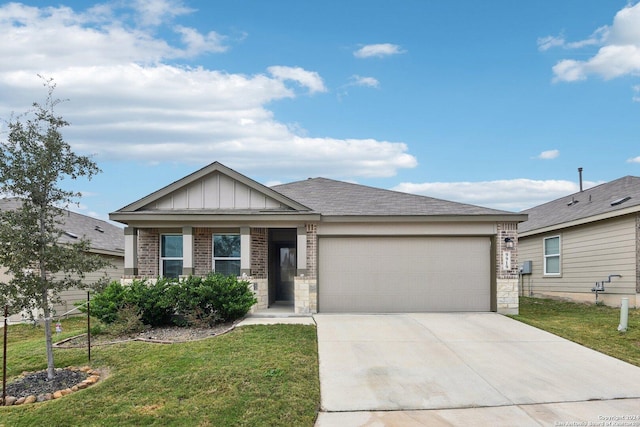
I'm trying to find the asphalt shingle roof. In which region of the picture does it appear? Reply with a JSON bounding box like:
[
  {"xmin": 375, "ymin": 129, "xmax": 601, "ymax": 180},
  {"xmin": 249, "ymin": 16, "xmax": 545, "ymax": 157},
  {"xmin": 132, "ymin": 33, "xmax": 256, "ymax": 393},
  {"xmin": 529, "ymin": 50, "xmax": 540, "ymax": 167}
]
[
  {"xmin": 0, "ymin": 198, "xmax": 124, "ymax": 254},
  {"xmin": 273, "ymin": 177, "xmax": 516, "ymax": 216},
  {"xmin": 519, "ymin": 176, "xmax": 640, "ymax": 234}
]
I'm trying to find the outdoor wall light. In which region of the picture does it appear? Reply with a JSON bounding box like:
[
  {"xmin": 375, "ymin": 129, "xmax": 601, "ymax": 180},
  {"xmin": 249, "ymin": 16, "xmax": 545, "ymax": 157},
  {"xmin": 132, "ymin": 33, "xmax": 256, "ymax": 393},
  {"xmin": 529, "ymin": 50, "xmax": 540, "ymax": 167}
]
[{"xmin": 504, "ymin": 237, "xmax": 514, "ymax": 249}]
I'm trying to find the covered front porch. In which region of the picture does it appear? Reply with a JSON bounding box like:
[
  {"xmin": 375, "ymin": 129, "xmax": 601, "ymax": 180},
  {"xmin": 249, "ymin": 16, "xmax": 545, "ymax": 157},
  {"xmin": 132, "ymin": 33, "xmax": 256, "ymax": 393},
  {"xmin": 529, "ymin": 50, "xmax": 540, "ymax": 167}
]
[{"xmin": 122, "ymin": 224, "xmax": 318, "ymax": 315}]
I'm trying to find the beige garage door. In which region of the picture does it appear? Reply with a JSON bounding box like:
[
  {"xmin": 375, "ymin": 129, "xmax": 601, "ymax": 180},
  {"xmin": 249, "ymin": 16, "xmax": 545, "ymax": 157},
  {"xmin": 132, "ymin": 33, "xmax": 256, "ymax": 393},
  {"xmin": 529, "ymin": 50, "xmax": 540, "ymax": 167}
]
[{"xmin": 318, "ymin": 236, "xmax": 491, "ymax": 313}]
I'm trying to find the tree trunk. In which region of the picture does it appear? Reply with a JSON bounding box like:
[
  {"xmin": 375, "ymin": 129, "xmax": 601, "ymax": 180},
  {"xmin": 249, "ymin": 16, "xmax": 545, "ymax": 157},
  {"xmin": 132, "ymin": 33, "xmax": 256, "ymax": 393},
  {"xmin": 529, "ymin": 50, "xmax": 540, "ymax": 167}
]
[{"xmin": 42, "ymin": 290, "xmax": 55, "ymax": 380}]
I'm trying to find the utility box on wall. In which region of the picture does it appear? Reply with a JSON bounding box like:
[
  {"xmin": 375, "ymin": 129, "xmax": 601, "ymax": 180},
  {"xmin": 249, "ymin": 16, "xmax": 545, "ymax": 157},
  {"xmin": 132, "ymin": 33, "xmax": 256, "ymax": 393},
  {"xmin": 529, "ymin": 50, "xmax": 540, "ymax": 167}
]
[{"xmin": 520, "ymin": 261, "xmax": 532, "ymax": 275}]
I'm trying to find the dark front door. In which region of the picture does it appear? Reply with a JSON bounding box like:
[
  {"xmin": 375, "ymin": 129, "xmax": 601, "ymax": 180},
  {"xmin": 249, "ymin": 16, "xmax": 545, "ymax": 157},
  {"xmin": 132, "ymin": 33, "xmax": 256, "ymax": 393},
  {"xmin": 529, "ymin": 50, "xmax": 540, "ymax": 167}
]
[
  {"xmin": 275, "ymin": 244, "xmax": 296, "ymax": 303},
  {"xmin": 268, "ymin": 228, "xmax": 297, "ymax": 306}
]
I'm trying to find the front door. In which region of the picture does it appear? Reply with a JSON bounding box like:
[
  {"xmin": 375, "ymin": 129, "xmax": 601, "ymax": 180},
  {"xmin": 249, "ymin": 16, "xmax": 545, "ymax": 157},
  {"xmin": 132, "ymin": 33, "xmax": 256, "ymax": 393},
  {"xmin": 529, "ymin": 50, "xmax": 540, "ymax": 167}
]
[{"xmin": 275, "ymin": 244, "xmax": 296, "ymax": 303}]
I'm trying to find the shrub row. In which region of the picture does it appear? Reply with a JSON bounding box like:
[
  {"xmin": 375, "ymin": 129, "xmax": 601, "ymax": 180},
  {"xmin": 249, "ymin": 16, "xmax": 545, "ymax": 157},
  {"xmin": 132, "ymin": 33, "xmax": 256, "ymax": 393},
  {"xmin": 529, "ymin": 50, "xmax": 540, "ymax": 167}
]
[{"xmin": 87, "ymin": 274, "xmax": 257, "ymax": 327}]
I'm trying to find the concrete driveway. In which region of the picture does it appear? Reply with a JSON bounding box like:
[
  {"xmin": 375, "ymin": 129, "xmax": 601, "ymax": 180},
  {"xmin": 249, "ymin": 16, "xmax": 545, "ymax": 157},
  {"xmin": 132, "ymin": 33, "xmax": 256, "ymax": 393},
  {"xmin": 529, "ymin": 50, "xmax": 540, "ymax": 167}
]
[{"xmin": 314, "ymin": 313, "xmax": 640, "ymax": 426}]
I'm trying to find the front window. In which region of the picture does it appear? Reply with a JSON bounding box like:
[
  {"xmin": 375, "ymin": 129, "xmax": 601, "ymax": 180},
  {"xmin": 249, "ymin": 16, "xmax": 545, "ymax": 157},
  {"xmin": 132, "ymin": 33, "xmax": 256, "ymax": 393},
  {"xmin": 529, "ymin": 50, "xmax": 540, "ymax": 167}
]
[
  {"xmin": 213, "ymin": 234, "xmax": 240, "ymax": 277},
  {"xmin": 544, "ymin": 236, "xmax": 560, "ymax": 275},
  {"xmin": 161, "ymin": 234, "xmax": 183, "ymax": 278}
]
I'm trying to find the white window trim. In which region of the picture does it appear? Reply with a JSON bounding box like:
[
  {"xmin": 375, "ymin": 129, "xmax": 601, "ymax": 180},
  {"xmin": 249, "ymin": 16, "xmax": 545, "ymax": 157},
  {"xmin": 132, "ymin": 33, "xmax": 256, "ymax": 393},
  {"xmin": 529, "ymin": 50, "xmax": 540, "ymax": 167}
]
[
  {"xmin": 212, "ymin": 233, "xmax": 241, "ymax": 275},
  {"xmin": 543, "ymin": 235, "xmax": 561, "ymax": 276},
  {"xmin": 160, "ymin": 233, "xmax": 183, "ymax": 278}
]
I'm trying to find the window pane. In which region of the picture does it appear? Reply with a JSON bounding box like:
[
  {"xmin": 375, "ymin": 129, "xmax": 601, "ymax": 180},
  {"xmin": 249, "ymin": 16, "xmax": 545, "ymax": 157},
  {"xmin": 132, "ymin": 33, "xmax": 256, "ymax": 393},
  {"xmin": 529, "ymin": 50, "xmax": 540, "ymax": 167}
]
[
  {"xmin": 544, "ymin": 237, "xmax": 559, "ymax": 255},
  {"xmin": 214, "ymin": 260, "xmax": 240, "ymax": 277},
  {"xmin": 546, "ymin": 256, "xmax": 560, "ymax": 274},
  {"xmin": 161, "ymin": 235, "xmax": 183, "ymax": 257},
  {"xmin": 163, "ymin": 259, "xmax": 183, "ymax": 278},
  {"xmin": 214, "ymin": 235, "xmax": 240, "ymax": 257}
]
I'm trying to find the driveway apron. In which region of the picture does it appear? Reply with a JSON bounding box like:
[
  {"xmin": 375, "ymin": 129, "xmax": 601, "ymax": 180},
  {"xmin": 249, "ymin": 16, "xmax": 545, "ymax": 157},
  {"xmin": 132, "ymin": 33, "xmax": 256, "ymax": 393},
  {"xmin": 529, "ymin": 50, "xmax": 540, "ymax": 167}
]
[{"xmin": 314, "ymin": 313, "xmax": 640, "ymax": 415}]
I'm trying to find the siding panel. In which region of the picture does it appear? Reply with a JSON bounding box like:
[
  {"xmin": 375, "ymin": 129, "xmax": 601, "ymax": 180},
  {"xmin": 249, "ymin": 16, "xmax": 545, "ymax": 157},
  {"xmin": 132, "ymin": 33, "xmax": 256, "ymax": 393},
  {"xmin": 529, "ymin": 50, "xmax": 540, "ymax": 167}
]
[{"xmin": 519, "ymin": 216, "xmax": 636, "ymax": 296}]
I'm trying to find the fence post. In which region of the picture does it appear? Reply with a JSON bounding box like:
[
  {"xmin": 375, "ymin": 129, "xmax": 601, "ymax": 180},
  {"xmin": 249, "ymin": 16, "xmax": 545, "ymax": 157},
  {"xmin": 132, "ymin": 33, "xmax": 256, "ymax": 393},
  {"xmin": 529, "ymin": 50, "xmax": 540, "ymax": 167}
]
[
  {"xmin": 2, "ymin": 305, "xmax": 7, "ymax": 405},
  {"xmin": 87, "ymin": 292, "xmax": 91, "ymax": 362}
]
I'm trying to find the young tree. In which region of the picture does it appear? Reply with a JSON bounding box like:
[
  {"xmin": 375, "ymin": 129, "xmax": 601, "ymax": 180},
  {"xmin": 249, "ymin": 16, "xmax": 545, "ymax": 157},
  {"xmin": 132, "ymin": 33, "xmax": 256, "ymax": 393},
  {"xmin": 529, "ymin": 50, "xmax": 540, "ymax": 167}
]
[{"xmin": 0, "ymin": 77, "xmax": 110, "ymax": 379}]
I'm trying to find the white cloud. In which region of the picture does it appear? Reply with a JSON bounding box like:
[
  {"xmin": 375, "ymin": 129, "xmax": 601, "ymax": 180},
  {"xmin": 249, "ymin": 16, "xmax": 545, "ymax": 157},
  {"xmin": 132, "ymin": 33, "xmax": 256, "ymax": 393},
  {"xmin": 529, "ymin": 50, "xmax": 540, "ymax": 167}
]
[
  {"xmin": 267, "ymin": 66, "xmax": 327, "ymax": 94},
  {"xmin": 634, "ymin": 85, "xmax": 640, "ymax": 101},
  {"xmin": 131, "ymin": 0, "xmax": 194, "ymax": 28},
  {"xmin": 393, "ymin": 179, "xmax": 599, "ymax": 212},
  {"xmin": 354, "ymin": 43, "xmax": 405, "ymax": 58},
  {"xmin": 0, "ymin": 3, "xmax": 415, "ymax": 181},
  {"xmin": 536, "ymin": 149, "xmax": 560, "ymax": 160},
  {"xmin": 537, "ymin": 35, "xmax": 566, "ymax": 52},
  {"xmin": 627, "ymin": 156, "xmax": 640, "ymax": 163},
  {"xmin": 545, "ymin": 3, "xmax": 640, "ymax": 83},
  {"xmin": 349, "ymin": 75, "xmax": 379, "ymax": 88}
]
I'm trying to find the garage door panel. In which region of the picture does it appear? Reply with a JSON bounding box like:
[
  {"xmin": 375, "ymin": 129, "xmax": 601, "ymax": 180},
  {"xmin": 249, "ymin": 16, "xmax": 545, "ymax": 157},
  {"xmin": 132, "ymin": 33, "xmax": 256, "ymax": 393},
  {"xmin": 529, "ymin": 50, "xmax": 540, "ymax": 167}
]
[{"xmin": 319, "ymin": 236, "xmax": 490, "ymax": 313}]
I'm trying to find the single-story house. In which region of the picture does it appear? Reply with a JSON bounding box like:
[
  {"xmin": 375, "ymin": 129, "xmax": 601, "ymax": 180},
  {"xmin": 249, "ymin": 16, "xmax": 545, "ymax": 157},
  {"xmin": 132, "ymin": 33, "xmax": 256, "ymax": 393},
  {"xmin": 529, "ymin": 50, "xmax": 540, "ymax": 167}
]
[
  {"xmin": 109, "ymin": 162, "xmax": 527, "ymax": 315},
  {"xmin": 518, "ymin": 176, "xmax": 640, "ymax": 308},
  {"xmin": 0, "ymin": 198, "xmax": 125, "ymax": 323}
]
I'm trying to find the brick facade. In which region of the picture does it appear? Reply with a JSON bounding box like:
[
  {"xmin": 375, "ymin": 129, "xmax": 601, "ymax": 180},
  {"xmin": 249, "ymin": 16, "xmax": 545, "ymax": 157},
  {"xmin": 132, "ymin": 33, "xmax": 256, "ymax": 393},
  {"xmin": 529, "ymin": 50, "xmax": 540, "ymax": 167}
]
[
  {"xmin": 138, "ymin": 229, "xmax": 159, "ymax": 277},
  {"xmin": 194, "ymin": 228, "xmax": 212, "ymax": 275},
  {"xmin": 306, "ymin": 223, "xmax": 317, "ymax": 279},
  {"xmin": 251, "ymin": 228, "xmax": 268, "ymax": 279}
]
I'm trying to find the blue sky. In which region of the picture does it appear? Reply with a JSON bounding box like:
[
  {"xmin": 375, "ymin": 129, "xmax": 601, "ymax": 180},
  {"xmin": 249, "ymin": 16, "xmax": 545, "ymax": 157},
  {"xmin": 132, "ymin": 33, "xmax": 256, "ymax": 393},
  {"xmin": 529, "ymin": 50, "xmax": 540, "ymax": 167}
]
[{"xmin": 1, "ymin": 0, "xmax": 640, "ymax": 221}]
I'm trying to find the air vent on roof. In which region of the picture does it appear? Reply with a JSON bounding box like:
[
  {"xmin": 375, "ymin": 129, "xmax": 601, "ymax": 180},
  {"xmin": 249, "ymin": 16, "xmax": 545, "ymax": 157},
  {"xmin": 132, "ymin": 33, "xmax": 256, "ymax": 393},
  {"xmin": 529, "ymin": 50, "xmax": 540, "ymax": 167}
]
[
  {"xmin": 611, "ymin": 196, "xmax": 631, "ymax": 206},
  {"xmin": 95, "ymin": 225, "xmax": 104, "ymax": 233},
  {"xmin": 567, "ymin": 197, "xmax": 579, "ymax": 206},
  {"xmin": 64, "ymin": 231, "xmax": 78, "ymax": 239}
]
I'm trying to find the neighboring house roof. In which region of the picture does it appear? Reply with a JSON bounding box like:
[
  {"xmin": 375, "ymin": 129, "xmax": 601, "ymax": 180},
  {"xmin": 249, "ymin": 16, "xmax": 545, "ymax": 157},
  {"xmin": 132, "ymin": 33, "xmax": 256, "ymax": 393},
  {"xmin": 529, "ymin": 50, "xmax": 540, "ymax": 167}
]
[
  {"xmin": 519, "ymin": 176, "xmax": 640, "ymax": 235},
  {"xmin": 273, "ymin": 177, "xmax": 523, "ymax": 218},
  {"xmin": 0, "ymin": 197, "xmax": 124, "ymax": 256}
]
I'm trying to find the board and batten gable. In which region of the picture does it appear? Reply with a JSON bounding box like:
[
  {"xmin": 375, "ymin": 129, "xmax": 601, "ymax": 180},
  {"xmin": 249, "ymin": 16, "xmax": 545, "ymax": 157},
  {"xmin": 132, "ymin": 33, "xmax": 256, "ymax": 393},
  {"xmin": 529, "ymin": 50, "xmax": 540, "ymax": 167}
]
[
  {"xmin": 518, "ymin": 214, "xmax": 638, "ymax": 306},
  {"xmin": 143, "ymin": 172, "xmax": 289, "ymax": 211}
]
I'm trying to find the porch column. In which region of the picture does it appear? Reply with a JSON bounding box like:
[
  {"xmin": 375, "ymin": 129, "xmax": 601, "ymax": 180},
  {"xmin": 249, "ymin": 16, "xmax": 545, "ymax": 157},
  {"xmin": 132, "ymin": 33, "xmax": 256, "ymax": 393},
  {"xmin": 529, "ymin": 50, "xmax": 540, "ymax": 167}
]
[
  {"xmin": 124, "ymin": 227, "xmax": 138, "ymax": 276},
  {"xmin": 182, "ymin": 226, "xmax": 194, "ymax": 275},
  {"xmin": 240, "ymin": 226, "xmax": 251, "ymax": 276},
  {"xmin": 297, "ymin": 225, "xmax": 307, "ymax": 276}
]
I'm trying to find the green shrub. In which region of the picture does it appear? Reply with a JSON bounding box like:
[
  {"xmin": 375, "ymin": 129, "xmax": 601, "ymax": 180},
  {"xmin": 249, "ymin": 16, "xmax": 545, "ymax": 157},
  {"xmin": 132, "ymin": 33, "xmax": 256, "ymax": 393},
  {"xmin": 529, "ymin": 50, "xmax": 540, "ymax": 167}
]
[
  {"xmin": 124, "ymin": 278, "xmax": 174, "ymax": 327},
  {"xmin": 87, "ymin": 274, "xmax": 256, "ymax": 328},
  {"xmin": 170, "ymin": 274, "xmax": 256, "ymax": 324},
  {"xmin": 106, "ymin": 304, "xmax": 146, "ymax": 336},
  {"xmin": 82, "ymin": 280, "xmax": 127, "ymax": 324}
]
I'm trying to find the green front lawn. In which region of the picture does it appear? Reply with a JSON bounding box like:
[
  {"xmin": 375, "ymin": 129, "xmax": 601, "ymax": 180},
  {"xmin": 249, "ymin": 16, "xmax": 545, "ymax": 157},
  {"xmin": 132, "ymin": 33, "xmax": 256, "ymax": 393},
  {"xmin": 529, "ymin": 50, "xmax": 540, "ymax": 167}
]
[
  {"xmin": 0, "ymin": 318, "xmax": 320, "ymax": 426},
  {"xmin": 512, "ymin": 297, "xmax": 640, "ymax": 367}
]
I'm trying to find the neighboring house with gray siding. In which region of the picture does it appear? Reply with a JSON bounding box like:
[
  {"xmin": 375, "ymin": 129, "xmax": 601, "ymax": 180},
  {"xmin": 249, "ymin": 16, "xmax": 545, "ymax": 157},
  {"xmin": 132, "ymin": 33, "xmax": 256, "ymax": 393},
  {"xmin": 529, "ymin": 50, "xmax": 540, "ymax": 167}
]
[
  {"xmin": 0, "ymin": 198, "xmax": 124, "ymax": 323},
  {"xmin": 518, "ymin": 176, "xmax": 640, "ymax": 308},
  {"xmin": 110, "ymin": 161, "xmax": 526, "ymax": 315}
]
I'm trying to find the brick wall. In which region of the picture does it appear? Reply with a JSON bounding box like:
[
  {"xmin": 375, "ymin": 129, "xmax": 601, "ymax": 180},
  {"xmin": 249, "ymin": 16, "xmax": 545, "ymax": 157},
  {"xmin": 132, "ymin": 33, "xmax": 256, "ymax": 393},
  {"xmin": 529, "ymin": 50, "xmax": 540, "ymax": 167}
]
[
  {"xmin": 194, "ymin": 228, "xmax": 212, "ymax": 275},
  {"xmin": 306, "ymin": 223, "xmax": 317, "ymax": 279},
  {"xmin": 497, "ymin": 222, "xmax": 519, "ymax": 279},
  {"xmin": 138, "ymin": 229, "xmax": 159, "ymax": 276},
  {"xmin": 251, "ymin": 228, "xmax": 268, "ymax": 279}
]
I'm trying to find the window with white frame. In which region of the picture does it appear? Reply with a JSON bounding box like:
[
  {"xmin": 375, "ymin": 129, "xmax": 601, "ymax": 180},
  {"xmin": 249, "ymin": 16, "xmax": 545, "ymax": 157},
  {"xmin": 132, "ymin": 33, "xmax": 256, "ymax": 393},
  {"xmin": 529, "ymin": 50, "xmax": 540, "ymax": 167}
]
[
  {"xmin": 543, "ymin": 235, "xmax": 560, "ymax": 275},
  {"xmin": 213, "ymin": 234, "xmax": 241, "ymax": 277},
  {"xmin": 160, "ymin": 234, "xmax": 183, "ymax": 278}
]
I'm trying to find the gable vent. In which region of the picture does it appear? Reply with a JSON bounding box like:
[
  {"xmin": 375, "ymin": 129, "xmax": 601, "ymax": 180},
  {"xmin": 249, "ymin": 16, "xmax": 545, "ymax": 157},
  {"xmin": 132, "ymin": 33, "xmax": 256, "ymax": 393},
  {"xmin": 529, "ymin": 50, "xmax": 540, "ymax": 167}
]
[{"xmin": 611, "ymin": 196, "xmax": 631, "ymax": 206}]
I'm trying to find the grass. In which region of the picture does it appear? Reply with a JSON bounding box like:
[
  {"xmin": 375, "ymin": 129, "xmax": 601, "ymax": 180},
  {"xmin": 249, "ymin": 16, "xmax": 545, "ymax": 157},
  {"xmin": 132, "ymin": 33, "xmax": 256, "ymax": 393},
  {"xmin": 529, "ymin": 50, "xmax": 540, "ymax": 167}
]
[
  {"xmin": 0, "ymin": 318, "xmax": 320, "ymax": 426},
  {"xmin": 511, "ymin": 297, "xmax": 640, "ymax": 367}
]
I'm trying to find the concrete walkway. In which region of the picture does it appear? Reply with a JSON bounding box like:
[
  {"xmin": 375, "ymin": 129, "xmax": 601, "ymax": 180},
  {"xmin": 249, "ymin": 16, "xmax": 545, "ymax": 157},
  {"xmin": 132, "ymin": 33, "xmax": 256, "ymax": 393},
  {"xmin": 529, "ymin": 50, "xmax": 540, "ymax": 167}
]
[{"xmin": 314, "ymin": 313, "xmax": 640, "ymax": 426}]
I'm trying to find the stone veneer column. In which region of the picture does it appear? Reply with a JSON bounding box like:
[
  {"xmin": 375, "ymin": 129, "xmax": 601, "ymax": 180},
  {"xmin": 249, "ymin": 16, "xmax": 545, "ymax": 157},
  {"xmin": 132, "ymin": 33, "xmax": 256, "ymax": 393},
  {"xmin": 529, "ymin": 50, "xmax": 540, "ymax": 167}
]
[
  {"xmin": 496, "ymin": 222, "xmax": 519, "ymax": 315},
  {"xmin": 293, "ymin": 224, "xmax": 318, "ymax": 314}
]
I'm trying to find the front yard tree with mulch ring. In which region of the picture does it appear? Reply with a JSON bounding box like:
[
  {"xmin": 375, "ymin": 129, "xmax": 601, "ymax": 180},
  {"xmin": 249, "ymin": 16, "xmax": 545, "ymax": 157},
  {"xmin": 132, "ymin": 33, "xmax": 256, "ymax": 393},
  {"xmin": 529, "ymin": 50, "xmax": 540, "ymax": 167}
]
[{"xmin": 0, "ymin": 77, "xmax": 110, "ymax": 380}]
